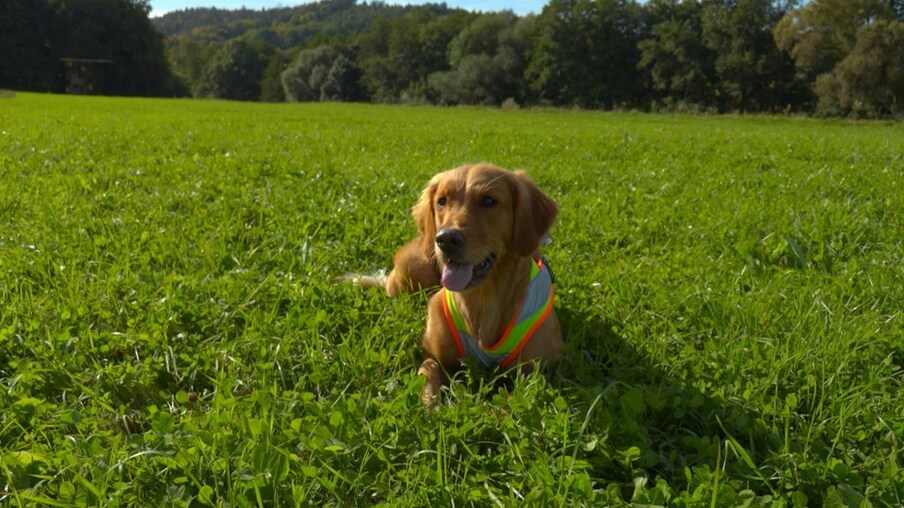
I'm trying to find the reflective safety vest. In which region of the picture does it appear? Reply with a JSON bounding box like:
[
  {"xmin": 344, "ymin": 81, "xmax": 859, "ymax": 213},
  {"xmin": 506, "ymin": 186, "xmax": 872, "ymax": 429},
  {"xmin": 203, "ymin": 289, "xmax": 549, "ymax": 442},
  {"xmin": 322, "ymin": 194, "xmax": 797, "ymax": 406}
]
[{"xmin": 442, "ymin": 258, "xmax": 554, "ymax": 369}]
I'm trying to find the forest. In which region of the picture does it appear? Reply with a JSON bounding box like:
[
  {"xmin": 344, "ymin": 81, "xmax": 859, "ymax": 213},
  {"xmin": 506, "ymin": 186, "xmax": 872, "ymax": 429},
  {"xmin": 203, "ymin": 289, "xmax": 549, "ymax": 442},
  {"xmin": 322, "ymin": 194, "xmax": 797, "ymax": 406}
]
[{"xmin": 2, "ymin": 0, "xmax": 903, "ymax": 117}]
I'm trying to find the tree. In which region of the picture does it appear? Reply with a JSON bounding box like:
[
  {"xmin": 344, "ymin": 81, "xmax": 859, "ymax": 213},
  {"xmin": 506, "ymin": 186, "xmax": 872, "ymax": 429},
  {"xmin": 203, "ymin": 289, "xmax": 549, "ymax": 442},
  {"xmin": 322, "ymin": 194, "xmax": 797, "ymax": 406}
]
[
  {"xmin": 281, "ymin": 45, "xmax": 364, "ymax": 102},
  {"xmin": 816, "ymin": 20, "xmax": 904, "ymax": 116},
  {"xmin": 701, "ymin": 0, "xmax": 802, "ymax": 112},
  {"xmin": 527, "ymin": 0, "xmax": 646, "ymax": 108},
  {"xmin": 774, "ymin": 0, "xmax": 897, "ymax": 77},
  {"xmin": 165, "ymin": 35, "xmax": 220, "ymax": 97},
  {"xmin": 357, "ymin": 17, "xmax": 419, "ymax": 102},
  {"xmin": 357, "ymin": 7, "xmax": 471, "ymax": 103},
  {"xmin": 447, "ymin": 12, "xmax": 516, "ymax": 66},
  {"xmin": 201, "ymin": 37, "xmax": 275, "ymax": 100},
  {"xmin": 428, "ymin": 12, "xmax": 535, "ymax": 105},
  {"xmin": 638, "ymin": 0, "xmax": 718, "ymax": 110},
  {"xmin": 0, "ymin": 0, "xmax": 176, "ymax": 96},
  {"xmin": 59, "ymin": 0, "xmax": 175, "ymax": 95},
  {"xmin": 259, "ymin": 51, "xmax": 290, "ymax": 102},
  {"xmin": 775, "ymin": 0, "xmax": 902, "ymax": 116},
  {"xmin": 0, "ymin": 0, "xmax": 60, "ymax": 91}
]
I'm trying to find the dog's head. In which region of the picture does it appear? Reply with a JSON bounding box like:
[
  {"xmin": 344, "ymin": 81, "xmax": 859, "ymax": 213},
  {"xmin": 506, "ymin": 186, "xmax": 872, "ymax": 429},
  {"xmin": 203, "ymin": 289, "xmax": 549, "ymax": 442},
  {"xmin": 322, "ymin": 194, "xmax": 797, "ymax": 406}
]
[{"xmin": 412, "ymin": 163, "xmax": 558, "ymax": 291}]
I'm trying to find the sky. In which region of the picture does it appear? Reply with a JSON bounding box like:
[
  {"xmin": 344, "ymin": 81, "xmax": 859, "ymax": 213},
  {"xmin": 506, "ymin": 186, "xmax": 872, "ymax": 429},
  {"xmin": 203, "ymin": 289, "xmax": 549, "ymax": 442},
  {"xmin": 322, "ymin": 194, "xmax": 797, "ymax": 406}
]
[{"xmin": 149, "ymin": 0, "xmax": 547, "ymax": 17}]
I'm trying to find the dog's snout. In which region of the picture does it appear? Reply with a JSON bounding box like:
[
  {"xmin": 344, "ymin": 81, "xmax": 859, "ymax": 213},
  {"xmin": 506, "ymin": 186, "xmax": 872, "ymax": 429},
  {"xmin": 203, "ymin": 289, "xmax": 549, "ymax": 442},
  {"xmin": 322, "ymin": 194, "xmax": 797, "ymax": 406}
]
[{"xmin": 435, "ymin": 228, "xmax": 465, "ymax": 256}]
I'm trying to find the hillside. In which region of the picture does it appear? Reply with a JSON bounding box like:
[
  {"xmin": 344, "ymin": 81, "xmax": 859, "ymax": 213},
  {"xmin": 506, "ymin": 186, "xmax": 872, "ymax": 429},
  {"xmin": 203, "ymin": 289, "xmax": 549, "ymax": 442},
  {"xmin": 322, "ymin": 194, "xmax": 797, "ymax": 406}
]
[
  {"xmin": 152, "ymin": 0, "xmax": 453, "ymax": 47},
  {"xmin": 151, "ymin": 6, "xmax": 283, "ymax": 36}
]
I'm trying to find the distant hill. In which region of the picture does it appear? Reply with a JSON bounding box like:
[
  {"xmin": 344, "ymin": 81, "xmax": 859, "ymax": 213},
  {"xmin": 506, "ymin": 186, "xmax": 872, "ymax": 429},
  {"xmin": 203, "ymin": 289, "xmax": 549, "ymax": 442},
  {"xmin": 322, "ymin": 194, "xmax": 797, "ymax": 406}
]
[
  {"xmin": 151, "ymin": 6, "xmax": 287, "ymax": 37},
  {"xmin": 151, "ymin": 0, "xmax": 453, "ymax": 48}
]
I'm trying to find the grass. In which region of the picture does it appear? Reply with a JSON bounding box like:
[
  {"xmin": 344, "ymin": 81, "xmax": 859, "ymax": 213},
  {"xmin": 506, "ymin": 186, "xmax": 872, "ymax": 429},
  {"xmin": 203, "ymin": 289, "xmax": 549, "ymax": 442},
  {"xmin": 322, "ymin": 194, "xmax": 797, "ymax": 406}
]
[{"xmin": 1, "ymin": 92, "xmax": 902, "ymax": 506}]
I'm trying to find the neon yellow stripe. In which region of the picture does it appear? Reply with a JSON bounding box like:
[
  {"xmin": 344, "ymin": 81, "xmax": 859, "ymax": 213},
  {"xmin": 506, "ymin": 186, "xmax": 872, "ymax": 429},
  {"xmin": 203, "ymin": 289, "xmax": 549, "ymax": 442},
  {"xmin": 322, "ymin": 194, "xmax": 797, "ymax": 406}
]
[{"xmin": 445, "ymin": 289, "xmax": 470, "ymax": 335}]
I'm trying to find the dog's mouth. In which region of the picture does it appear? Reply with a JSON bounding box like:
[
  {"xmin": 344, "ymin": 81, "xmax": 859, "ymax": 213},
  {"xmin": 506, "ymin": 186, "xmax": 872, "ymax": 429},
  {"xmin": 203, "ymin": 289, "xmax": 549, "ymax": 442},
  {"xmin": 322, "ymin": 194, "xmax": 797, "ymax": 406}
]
[{"xmin": 441, "ymin": 253, "xmax": 496, "ymax": 292}]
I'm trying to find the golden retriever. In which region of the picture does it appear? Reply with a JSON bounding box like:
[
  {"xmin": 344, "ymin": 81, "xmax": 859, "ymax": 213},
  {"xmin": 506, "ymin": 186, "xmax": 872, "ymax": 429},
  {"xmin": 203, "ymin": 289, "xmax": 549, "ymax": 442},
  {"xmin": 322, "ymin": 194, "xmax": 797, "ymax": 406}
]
[{"xmin": 352, "ymin": 163, "xmax": 561, "ymax": 405}]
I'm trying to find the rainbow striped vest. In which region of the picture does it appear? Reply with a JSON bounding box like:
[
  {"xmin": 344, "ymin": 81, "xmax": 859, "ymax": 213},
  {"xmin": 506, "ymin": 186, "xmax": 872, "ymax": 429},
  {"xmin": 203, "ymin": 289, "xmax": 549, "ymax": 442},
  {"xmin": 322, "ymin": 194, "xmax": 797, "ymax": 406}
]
[{"xmin": 442, "ymin": 258, "xmax": 554, "ymax": 369}]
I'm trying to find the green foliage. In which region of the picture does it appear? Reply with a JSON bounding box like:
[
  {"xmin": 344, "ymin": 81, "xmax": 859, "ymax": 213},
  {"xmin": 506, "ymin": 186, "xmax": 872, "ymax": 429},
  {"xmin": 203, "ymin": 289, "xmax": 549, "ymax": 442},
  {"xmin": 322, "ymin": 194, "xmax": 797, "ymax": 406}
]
[
  {"xmin": 816, "ymin": 20, "xmax": 904, "ymax": 118},
  {"xmin": 0, "ymin": 0, "xmax": 59, "ymax": 91},
  {"xmin": 774, "ymin": 0, "xmax": 898, "ymax": 77},
  {"xmin": 701, "ymin": 0, "xmax": 801, "ymax": 112},
  {"xmin": 259, "ymin": 52, "xmax": 291, "ymax": 102},
  {"xmin": 0, "ymin": 0, "xmax": 176, "ymax": 96},
  {"xmin": 1, "ymin": 93, "xmax": 903, "ymax": 505},
  {"xmin": 774, "ymin": 0, "xmax": 904, "ymax": 117},
  {"xmin": 5, "ymin": 0, "xmax": 904, "ymax": 116},
  {"xmin": 356, "ymin": 8, "xmax": 467, "ymax": 104},
  {"xmin": 641, "ymin": 0, "xmax": 806, "ymax": 113},
  {"xmin": 281, "ymin": 45, "xmax": 364, "ymax": 102},
  {"xmin": 158, "ymin": 1, "xmax": 458, "ymax": 103},
  {"xmin": 201, "ymin": 38, "xmax": 276, "ymax": 101},
  {"xmin": 639, "ymin": 0, "xmax": 718, "ymax": 110},
  {"xmin": 143, "ymin": 0, "xmax": 902, "ymax": 117},
  {"xmin": 527, "ymin": 0, "xmax": 645, "ymax": 108},
  {"xmin": 429, "ymin": 14, "xmax": 534, "ymax": 106}
]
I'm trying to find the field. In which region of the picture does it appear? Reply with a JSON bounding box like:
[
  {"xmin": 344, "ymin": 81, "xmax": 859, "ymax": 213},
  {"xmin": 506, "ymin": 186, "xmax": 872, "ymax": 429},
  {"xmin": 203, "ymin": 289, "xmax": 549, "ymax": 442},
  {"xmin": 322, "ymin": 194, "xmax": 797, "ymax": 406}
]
[{"xmin": 1, "ymin": 92, "xmax": 902, "ymax": 506}]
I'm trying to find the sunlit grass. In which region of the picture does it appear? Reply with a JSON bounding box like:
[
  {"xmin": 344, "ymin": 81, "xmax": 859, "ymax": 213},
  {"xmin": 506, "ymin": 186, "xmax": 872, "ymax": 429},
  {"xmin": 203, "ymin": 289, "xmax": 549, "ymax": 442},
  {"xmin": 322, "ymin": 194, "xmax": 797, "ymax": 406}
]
[{"xmin": 1, "ymin": 93, "xmax": 902, "ymax": 505}]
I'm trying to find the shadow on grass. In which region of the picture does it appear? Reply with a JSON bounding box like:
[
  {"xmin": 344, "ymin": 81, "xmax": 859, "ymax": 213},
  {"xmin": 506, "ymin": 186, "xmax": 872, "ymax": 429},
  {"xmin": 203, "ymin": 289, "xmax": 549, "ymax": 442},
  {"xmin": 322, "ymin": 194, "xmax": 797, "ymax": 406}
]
[{"xmin": 551, "ymin": 305, "xmax": 785, "ymax": 500}]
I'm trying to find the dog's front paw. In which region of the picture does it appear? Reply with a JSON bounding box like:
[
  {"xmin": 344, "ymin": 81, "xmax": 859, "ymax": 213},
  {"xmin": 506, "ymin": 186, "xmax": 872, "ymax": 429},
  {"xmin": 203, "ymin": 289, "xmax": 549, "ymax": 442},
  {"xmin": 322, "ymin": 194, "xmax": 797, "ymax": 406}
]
[{"xmin": 417, "ymin": 358, "xmax": 445, "ymax": 407}]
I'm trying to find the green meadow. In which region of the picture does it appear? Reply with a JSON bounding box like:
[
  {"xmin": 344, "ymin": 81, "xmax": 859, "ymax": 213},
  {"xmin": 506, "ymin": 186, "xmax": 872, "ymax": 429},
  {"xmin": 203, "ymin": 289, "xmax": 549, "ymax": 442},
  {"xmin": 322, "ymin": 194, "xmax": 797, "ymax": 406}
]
[{"xmin": 1, "ymin": 93, "xmax": 902, "ymax": 506}]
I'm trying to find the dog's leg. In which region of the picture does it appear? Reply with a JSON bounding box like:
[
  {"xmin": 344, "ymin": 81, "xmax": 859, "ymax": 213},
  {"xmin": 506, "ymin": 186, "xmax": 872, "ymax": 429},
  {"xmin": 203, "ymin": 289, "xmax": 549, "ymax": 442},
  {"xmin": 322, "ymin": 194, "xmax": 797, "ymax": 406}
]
[
  {"xmin": 386, "ymin": 238, "xmax": 440, "ymax": 296},
  {"xmin": 417, "ymin": 358, "xmax": 447, "ymax": 406},
  {"xmin": 334, "ymin": 270, "xmax": 388, "ymax": 289},
  {"xmin": 337, "ymin": 238, "xmax": 439, "ymax": 295}
]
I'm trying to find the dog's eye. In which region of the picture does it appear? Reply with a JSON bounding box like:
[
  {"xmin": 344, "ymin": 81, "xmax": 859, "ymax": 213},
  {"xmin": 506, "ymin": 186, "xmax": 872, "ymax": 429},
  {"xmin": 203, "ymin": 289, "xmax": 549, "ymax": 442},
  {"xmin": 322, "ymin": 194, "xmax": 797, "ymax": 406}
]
[
  {"xmin": 436, "ymin": 196, "xmax": 447, "ymax": 208},
  {"xmin": 480, "ymin": 196, "xmax": 497, "ymax": 208}
]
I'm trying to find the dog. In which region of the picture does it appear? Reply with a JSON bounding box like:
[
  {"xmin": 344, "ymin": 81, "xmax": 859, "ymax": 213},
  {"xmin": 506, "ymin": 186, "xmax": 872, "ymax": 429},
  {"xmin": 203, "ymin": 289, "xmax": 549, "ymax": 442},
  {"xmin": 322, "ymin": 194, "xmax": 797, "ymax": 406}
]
[{"xmin": 350, "ymin": 163, "xmax": 562, "ymax": 405}]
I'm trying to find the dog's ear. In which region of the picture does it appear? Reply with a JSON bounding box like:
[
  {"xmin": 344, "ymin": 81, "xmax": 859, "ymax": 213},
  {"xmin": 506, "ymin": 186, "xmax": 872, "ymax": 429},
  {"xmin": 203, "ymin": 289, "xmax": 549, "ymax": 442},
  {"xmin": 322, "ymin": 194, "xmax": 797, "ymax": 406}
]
[
  {"xmin": 412, "ymin": 177, "xmax": 438, "ymax": 258},
  {"xmin": 511, "ymin": 171, "xmax": 558, "ymax": 257}
]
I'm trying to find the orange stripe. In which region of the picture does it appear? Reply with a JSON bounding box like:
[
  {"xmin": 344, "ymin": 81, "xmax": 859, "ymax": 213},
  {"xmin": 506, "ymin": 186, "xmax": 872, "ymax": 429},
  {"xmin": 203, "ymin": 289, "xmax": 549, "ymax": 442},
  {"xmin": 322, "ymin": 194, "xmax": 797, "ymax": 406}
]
[
  {"xmin": 499, "ymin": 285, "xmax": 555, "ymax": 368},
  {"xmin": 442, "ymin": 289, "xmax": 466, "ymax": 358}
]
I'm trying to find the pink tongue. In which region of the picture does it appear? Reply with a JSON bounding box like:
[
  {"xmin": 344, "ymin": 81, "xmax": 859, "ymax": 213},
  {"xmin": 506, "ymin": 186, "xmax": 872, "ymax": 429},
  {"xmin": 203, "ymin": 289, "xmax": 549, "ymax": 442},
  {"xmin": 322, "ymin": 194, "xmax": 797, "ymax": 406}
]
[{"xmin": 441, "ymin": 263, "xmax": 474, "ymax": 291}]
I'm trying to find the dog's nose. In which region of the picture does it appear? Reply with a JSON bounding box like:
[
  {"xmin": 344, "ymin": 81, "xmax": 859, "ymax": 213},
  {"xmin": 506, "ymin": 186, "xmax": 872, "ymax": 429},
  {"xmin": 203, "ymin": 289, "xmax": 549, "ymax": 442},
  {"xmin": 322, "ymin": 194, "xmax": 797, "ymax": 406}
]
[{"xmin": 435, "ymin": 228, "xmax": 465, "ymax": 257}]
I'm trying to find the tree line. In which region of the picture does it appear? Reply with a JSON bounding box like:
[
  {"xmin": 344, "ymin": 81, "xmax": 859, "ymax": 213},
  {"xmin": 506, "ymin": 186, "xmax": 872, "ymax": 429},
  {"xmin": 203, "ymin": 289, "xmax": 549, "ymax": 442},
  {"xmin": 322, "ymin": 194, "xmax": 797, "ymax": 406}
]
[{"xmin": 3, "ymin": 0, "xmax": 903, "ymax": 118}]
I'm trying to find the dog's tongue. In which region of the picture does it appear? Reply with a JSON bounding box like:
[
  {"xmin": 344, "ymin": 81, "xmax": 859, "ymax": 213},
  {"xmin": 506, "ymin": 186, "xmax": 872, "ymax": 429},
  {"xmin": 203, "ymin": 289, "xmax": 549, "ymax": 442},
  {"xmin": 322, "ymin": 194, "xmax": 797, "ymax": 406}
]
[{"xmin": 441, "ymin": 263, "xmax": 473, "ymax": 291}]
